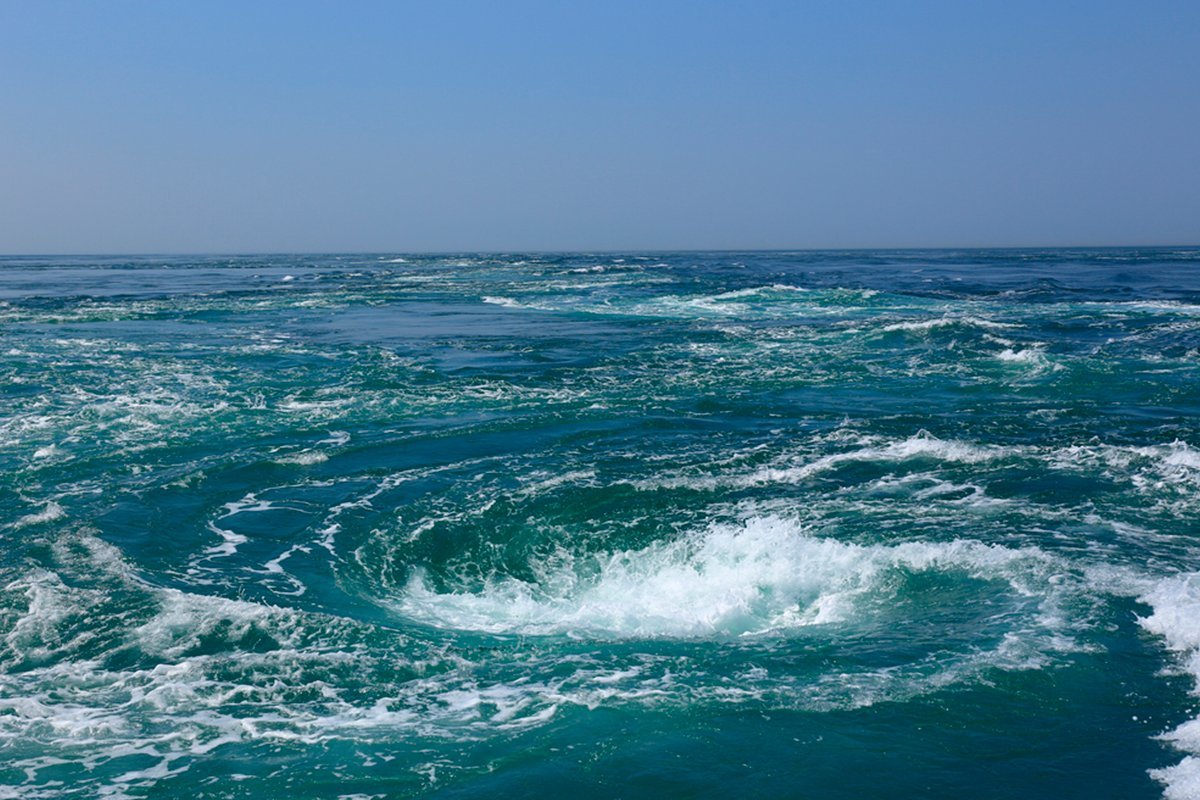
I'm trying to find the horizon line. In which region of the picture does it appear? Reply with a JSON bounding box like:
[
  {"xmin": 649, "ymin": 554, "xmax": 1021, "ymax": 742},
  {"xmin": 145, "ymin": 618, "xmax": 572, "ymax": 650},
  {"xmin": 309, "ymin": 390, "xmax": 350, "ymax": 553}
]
[{"xmin": 2, "ymin": 243, "xmax": 1199, "ymax": 258}]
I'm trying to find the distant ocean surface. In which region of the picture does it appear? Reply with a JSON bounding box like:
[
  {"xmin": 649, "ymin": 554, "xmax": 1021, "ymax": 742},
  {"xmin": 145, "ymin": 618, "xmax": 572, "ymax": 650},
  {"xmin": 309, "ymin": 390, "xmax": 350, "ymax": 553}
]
[{"xmin": 4, "ymin": 250, "xmax": 1200, "ymax": 799}]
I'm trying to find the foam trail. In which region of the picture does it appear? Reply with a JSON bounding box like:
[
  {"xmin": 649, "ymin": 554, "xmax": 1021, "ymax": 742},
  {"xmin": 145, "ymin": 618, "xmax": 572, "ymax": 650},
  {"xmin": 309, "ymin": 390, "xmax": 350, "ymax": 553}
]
[
  {"xmin": 878, "ymin": 315, "xmax": 1019, "ymax": 333},
  {"xmin": 1140, "ymin": 573, "xmax": 1200, "ymax": 800},
  {"xmin": 12, "ymin": 502, "xmax": 65, "ymax": 529},
  {"xmin": 644, "ymin": 432, "xmax": 1016, "ymax": 491}
]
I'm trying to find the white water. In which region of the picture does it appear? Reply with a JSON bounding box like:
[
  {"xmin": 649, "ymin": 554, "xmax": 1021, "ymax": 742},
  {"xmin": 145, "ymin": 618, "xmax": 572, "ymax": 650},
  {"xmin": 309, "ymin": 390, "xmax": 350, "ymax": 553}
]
[
  {"xmin": 396, "ymin": 515, "xmax": 1066, "ymax": 639},
  {"xmin": 1139, "ymin": 573, "xmax": 1200, "ymax": 799}
]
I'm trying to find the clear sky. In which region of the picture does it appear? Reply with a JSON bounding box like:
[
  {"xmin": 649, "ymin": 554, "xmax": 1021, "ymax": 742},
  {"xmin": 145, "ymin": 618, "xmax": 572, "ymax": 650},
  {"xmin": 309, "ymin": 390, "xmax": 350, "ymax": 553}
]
[{"xmin": 2, "ymin": 1, "xmax": 1198, "ymax": 253}]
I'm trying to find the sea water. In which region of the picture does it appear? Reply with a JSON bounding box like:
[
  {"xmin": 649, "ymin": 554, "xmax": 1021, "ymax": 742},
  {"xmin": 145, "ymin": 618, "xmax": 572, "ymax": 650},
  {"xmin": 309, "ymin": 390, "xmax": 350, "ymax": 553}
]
[{"xmin": 1, "ymin": 250, "xmax": 1199, "ymax": 798}]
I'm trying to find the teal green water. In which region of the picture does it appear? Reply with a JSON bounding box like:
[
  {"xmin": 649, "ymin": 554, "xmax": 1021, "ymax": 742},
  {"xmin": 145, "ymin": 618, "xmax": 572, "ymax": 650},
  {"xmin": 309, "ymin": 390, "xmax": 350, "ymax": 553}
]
[{"xmin": 2, "ymin": 251, "xmax": 1200, "ymax": 798}]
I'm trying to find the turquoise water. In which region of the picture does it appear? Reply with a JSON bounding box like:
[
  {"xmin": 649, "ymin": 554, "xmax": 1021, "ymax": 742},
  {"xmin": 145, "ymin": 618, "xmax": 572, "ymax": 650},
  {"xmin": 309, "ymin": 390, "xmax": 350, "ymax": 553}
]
[{"xmin": 2, "ymin": 250, "xmax": 1199, "ymax": 799}]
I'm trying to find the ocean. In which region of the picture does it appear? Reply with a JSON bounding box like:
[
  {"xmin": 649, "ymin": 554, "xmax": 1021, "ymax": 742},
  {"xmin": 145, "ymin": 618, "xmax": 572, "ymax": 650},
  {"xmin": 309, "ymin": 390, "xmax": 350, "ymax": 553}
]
[{"xmin": 1, "ymin": 249, "xmax": 1199, "ymax": 799}]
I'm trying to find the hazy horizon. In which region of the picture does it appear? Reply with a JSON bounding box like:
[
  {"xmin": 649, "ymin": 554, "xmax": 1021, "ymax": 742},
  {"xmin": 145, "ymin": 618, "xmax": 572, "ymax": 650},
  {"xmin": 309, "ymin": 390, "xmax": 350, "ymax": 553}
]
[
  {"xmin": 5, "ymin": 243, "xmax": 1200, "ymax": 258},
  {"xmin": 3, "ymin": 1, "xmax": 1199, "ymax": 253}
]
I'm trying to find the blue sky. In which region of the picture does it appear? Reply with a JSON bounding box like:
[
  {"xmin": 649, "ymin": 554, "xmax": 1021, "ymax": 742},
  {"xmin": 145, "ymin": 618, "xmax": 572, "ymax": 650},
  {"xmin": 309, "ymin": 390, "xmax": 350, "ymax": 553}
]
[{"xmin": 1, "ymin": 1, "xmax": 1198, "ymax": 252}]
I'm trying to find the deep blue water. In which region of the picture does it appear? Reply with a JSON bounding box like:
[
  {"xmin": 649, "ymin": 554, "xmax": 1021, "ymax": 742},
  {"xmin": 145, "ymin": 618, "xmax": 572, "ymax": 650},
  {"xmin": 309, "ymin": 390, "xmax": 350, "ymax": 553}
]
[{"xmin": 2, "ymin": 250, "xmax": 1200, "ymax": 799}]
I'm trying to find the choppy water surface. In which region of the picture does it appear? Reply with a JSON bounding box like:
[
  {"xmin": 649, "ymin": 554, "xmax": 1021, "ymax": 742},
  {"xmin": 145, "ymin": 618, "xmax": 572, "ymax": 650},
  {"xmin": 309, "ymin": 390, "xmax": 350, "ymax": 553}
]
[{"xmin": 2, "ymin": 250, "xmax": 1200, "ymax": 799}]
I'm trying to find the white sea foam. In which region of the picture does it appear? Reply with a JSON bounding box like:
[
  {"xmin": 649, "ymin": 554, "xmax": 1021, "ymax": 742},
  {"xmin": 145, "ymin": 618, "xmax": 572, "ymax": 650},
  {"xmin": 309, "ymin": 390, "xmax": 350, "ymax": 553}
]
[
  {"xmin": 994, "ymin": 346, "xmax": 1062, "ymax": 374},
  {"xmin": 2, "ymin": 570, "xmax": 99, "ymax": 663},
  {"xmin": 1139, "ymin": 573, "xmax": 1200, "ymax": 799},
  {"xmin": 1081, "ymin": 300, "xmax": 1200, "ymax": 316},
  {"xmin": 516, "ymin": 469, "xmax": 597, "ymax": 496},
  {"xmin": 1, "ymin": 534, "xmax": 464, "ymax": 794},
  {"xmin": 1152, "ymin": 757, "xmax": 1200, "ymax": 800},
  {"xmin": 319, "ymin": 430, "xmax": 351, "ymax": 446},
  {"xmin": 201, "ymin": 522, "xmax": 247, "ymax": 559},
  {"xmin": 194, "ymin": 494, "xmax": 311, "ymax": 566},
  {"xmin": 1048, "ymin": 440, "xmax": 1200, "ymax": 508},
  {"xmin": 481, "ymin": 296, "xmax": 523, "ymax": 308},
  {"xmin": 879, "ymin": 315, "xmax": 1018, "ymax": 333},
  {"xmin": 1158, "ymin": 444, "xmax": 1200, "ymax": 472},
  {"xmin": 277, "ymin": 396, "xmax": 352, "ymax": 414},
  {"xmin": 274, "ymin": 450, "xmax": 329, "ymax": 465},
  {"xmin": 641, "ymin": 435, "xmax": 1200, "ymax": 507},
  {"xmin": 396, "ymin": 515, "xmax": 1059, "ymax": 639},
  {"xmin": 12, "ymin": 502, "xmax": 65, "ymax": 529},
  {"xmin": 709, "ymin": 284, "xmax": 811, "ymax": 300},
  {"xmin": 643, "ymin": 433, "xmax": 1014, "ymax": 491},
  {"xmin": 995, "ymin": 347, "xmax": 1043, "ymax": 363}
]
